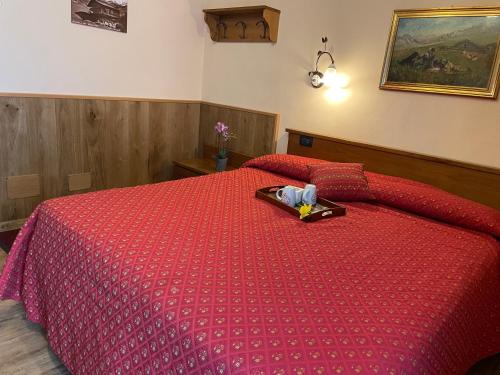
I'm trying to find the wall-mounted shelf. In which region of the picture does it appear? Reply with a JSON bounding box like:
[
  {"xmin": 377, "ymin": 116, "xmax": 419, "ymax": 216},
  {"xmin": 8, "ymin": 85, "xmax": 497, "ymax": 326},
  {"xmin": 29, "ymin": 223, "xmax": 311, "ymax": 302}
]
[{"xmin": 203, "ymin": 6, "xmax": 281, "ymax": 43}]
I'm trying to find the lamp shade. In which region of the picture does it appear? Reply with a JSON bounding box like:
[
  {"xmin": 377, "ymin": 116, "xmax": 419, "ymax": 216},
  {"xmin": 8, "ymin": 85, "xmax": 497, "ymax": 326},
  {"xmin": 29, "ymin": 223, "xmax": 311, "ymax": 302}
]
[{"xmin": 322, "ymin": 64, "xmax": 337, "ymax": 87}]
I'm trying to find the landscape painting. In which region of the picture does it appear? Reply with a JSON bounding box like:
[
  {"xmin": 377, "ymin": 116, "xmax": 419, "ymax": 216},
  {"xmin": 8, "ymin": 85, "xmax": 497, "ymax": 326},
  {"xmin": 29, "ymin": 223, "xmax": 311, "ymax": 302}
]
[
  {"xmin": 380, "ymin": 8, "xmax": 500, "ymax": 98},
  {"xmin": 71, "ymin": 0, "xmax": 128, "ymax": 33}
]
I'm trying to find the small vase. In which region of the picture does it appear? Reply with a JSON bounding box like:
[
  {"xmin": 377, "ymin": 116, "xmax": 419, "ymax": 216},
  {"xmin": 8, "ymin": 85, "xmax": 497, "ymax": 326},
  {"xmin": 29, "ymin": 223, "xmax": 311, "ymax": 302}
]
[{"xmin": 215, "ymin": 157, "xmax": 228, "ymax": 172}]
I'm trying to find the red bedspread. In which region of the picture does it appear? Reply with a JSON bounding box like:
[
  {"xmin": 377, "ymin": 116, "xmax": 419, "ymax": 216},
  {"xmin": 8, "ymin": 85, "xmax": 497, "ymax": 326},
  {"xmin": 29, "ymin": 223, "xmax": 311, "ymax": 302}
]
[{"xmin": 1, "ymin": 167, "xmax": 499, "ymax": 374}]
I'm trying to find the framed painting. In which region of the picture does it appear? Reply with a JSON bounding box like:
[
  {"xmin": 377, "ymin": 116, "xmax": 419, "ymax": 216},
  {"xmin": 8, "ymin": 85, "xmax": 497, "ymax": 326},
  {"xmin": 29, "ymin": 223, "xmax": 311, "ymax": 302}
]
[
  {"xmin": 71, "ymin": 0, "xmax": 128, "ymax": 33},
  {"xmin": 380, "ymin": 7, "xmax": 500, "ymax": 98}
]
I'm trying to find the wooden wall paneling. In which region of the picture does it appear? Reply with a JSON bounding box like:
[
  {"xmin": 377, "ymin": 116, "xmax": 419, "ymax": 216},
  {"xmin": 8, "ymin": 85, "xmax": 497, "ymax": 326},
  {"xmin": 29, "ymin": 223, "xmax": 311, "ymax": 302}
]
[
  {"xmin": 0, "ymin": 98, "xmax": 43, "ymax": 222},
  {"xmin": 7, "ymin": 99, "xmax": 24, "ymax": 217},
  {"xmin": 230, "ymin": 110, "xmax": 249, "ymax": 155},
  {"xmin": 103, "ymin": 100, "xmax": 131, "ymax": 188},
  {"xmin": 148, "ymin": 103, "xmax": 170, "ymax": 183},
  {"xmin": 0, "ymin": 100, "xmax": 8, "ymax": 221},
  {"xmin": 149, "ymin": 102, "xmax": 199, "ymax": 182},
  {"xmin": 250, "ymin": 113, "xmax": 278, "ymax": 155},
  {"xmin": 168, "ymin": 103, "xmax": 200, "ymax": 168},
  {"xmin": 20, "ymin": 99, "xmax": 44, "ymax": 220},
  {"xmin": 165, "ymin": 103, "xmax": 180, "ymax": 181},
  {"xmin": 199, "ymin": 103, "xmax": 279, "ymax": 159},
  {"xmin": 161, "ymin": 103, "xmax": 200, "ymax": 180},
  {"xmin": 257, "ymin": 112, "xmax": 278, "ymax": 154},
  {"xmin": 31, "ymin": 98, "xmax": 59, "ymax": 200},
  {"xmin": 240, "ymin": 111, "xmax": 260, "ymax": 155},
  {"xmin": 198, "ymin": 103, "xmax": 217, "ymax": 157},
  {"xmin": 56, "ymin": 99, "xmax": 89, "ymax": 196},
  {"xmin": 128, "ymin": 101, "xmax": 150, "ymax": 187},
  {"xmin": 0, "ymin": 98, "xmax": 20, "ymax": 221},
  {"xmin": 185, "ymin": 103, "xmax": 201, "ymax": 159},
  {"xmin": 0, "ymin": 94, "xmax": 275, "ymax": 228},
  {"xmin": 80, "ymin": 99, "xmax": 106, "ymax": 192}
]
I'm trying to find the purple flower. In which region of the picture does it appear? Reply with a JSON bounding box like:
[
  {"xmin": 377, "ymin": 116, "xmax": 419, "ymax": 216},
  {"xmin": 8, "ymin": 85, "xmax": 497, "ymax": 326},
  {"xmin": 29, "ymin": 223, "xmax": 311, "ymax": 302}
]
[
  {"xmin": 214, "ymin": 122, "xmax": 228, "ymax": 135},
  {"xmin": 214, "ymin": 121, "xmax": 232, "ymax": 159}
]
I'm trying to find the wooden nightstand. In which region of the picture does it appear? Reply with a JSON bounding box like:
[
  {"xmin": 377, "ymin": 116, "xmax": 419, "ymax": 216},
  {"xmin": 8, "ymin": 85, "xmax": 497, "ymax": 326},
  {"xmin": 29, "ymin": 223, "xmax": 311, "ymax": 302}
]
[{"xmin": 172, "ymin": 158, "xmax": 237, "ymax": 180}]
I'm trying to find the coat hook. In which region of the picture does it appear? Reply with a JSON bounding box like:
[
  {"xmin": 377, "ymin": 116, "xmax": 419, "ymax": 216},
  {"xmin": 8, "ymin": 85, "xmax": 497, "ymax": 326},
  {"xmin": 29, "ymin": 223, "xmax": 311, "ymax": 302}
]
[
  {"xmin": 216, "ymin": 21, "xmax": 227, "ymax": 39},
  {"xmin": 235, "ymin": 21, "xmax": 247, "ymax": 39},
  {"xmin": 256, "ymin": 20, "xmax": 268, "ymax": 39}
]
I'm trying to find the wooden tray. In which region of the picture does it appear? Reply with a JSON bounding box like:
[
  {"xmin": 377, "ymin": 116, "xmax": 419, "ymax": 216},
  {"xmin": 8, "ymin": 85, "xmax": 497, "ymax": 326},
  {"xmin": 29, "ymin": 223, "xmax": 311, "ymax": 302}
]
[{"xmin": 255, "ymin": 186, "xmax": 346, "ymax": 222}]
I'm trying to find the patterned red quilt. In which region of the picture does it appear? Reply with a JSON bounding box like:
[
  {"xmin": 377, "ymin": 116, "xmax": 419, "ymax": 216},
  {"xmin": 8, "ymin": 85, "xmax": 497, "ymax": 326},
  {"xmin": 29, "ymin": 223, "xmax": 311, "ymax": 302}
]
[{"xmin": 1, "ymin": 167, "xmax": 499, "ymax": 374}]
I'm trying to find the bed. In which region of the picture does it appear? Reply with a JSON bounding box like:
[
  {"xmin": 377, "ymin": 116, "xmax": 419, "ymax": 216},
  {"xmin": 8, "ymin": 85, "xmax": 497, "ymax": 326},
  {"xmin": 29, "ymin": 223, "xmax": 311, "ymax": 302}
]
[{"xmin": 1, "ymin": 139, "xmax": 499, "ymax": 374}]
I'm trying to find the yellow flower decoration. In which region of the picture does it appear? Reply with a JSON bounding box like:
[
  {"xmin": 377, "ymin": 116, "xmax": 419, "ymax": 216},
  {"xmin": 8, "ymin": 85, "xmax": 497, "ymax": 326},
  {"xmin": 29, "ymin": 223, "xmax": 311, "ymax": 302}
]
[{"xmin": 299, "ymin": 204, "xmax": 313, "ymax": 220}]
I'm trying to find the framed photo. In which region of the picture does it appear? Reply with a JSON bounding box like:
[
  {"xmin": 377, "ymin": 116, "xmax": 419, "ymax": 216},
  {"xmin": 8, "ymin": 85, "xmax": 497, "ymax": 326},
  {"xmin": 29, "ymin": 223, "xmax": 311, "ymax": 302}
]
[
  {"xmin": 71, "ymin": 0, "xmax": 128, "ymax": 33},
  {"xmin": 380, "ymin": 7, "xmax": 500, "ymax": 98}
]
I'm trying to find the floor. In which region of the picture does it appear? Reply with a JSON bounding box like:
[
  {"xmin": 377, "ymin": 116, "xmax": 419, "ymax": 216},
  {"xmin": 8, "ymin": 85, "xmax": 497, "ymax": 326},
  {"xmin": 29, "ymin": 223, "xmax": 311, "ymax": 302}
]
[
  {"xmin": 0, "ymin": 250, "xmax": 69, "ymax": 375},
  {"xmin": 0, "ymin": 248, "xmax": 498, "ymax": 375}
]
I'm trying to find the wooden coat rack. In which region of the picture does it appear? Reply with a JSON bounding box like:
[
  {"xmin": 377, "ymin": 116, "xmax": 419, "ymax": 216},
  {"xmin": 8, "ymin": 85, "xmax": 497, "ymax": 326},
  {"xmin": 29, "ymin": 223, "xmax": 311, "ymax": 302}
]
[{"xmin": 203, "ymin": 6, "xmax": 281, "ymax": 43}]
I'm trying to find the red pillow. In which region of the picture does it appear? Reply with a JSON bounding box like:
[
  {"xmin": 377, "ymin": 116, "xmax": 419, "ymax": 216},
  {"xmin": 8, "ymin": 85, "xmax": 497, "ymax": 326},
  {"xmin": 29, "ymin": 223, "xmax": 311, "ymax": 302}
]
[
  {"xmin": 309, "ymin": 163, "xmax": 375, "ymax": 202},
  {"xmin": 366, "ymin": 172, "xmax": 500, "ymax": 238},
  {"xmin": 242, "ymin": 154, "xmax": 329, "ymax": 181}
]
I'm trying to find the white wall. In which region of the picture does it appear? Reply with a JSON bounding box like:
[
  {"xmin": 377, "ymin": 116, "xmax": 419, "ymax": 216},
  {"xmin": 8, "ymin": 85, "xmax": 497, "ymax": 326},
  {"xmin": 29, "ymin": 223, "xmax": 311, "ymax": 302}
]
[
  {"xmin": 201, "ymin": 0, "xmax": 500, "ymax": 168},
  {"xmin": 201, "ymin": 0, "xmax": 337, "ymax": 154},
  {"xmin": 0, "ymin": 0, "xmax": 206, "ymax": 99},
  {"xmin": 1, "ymin": 0, "xmax": 499, "ymax": 167}
]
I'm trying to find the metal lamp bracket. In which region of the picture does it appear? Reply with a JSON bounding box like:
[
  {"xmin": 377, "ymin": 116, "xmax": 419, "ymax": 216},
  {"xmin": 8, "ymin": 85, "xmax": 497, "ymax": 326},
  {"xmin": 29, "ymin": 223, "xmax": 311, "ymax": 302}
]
[
  {"xmin": 309, "ymin": 71, "xmax": 324, "ymax": 89},
  {"xmin": 309, "ymin": 37, "xmax": 335, "ymax": 89}
]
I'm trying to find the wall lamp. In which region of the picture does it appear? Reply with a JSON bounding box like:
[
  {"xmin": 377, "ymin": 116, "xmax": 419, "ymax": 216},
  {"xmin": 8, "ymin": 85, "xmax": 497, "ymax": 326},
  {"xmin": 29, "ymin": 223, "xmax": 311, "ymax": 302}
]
[{"xmin": 309, "ymin": 37, "xmax": 337, "ymax": 89}]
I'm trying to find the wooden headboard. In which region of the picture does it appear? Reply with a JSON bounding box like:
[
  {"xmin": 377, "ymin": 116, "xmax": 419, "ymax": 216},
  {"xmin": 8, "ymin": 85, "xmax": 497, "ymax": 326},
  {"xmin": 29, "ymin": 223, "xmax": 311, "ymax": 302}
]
[{"xmin": 286, "ymin": 129, "xmax": 500, "ymax": 210}]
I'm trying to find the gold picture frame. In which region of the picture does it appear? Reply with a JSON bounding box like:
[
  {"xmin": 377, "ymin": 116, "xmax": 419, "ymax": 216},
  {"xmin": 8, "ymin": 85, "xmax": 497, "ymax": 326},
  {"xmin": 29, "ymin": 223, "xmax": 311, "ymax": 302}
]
[{"xmin": 380, "ymin": 7, "xmax": 500, "ymax": 98}]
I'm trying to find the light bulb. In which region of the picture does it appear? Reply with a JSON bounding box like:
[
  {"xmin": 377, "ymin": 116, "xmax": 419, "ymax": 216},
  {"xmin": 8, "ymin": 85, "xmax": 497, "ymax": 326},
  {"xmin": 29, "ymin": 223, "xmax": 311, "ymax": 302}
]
[{"xmin": 322, "ymin": 64, "xmax": 337, "ymax": 87}]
